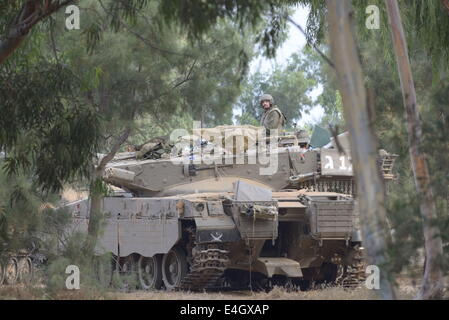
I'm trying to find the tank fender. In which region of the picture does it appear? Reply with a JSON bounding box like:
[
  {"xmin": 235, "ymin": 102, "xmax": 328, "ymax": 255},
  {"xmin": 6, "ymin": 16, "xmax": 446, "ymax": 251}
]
[
  {"xmin": 194, "ymin": 216, "xmax": 240, "ymax": 243},
  {"xmin": 254, "ymin": 258, "xmax": 303, "ymax": 278}
]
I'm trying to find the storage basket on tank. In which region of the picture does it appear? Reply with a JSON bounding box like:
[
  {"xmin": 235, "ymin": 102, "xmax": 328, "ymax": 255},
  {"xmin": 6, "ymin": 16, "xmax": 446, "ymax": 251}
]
[{"xmin": 301, "ymin": 194, "xmax": 355, "ymax": 240}]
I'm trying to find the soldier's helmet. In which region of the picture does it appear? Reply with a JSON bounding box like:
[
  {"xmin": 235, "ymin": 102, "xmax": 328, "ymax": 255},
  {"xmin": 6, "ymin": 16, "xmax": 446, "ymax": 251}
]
[{"xmin": 259, "ymin": 93, "xmax": 274, "ymax": 106}]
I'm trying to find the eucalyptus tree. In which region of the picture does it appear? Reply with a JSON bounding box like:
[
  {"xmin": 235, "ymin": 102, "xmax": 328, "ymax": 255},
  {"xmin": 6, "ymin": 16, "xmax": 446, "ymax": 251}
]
[
  {"xmin": 326, "ymin": 0, "xmax": 397, "ymax": 299},
  {"xmin": 0, "ymin": 0, "xmax": 300, "ymax": 66},
  {"xmin": 299, "ymin": 0, "xmax": 448, "ymax": 299},
  {"xmin": 0, "ymin": 35, "xmax": 101, "ymax": 193},
  {"xmin": 384, "ymin": 0, "xmax": 444, "ymax": 299}
]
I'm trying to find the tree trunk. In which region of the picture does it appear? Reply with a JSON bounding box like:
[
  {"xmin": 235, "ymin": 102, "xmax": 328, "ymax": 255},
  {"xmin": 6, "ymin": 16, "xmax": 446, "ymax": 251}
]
[
  {"xmin": 85, "ymin": 128, "xmax": 131, "ymax": 254},
  {"xmin": 326, "ymin": 0, "xmax": 397, "ymax": 299},
  {"xmin": 385, "ymin": 0, "xmax": 444, "ymax": 300},
  {"xmin": 0, "ymin": 36, "xmax": 27, "ymax": 65}
]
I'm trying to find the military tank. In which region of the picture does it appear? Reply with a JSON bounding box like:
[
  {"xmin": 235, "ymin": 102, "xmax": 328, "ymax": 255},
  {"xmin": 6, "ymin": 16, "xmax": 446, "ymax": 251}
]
[
  {"xmin": 63, "ymin": 125, "xmax": 396, "ymax": 291},
  {"xmin": 0, "ymin": 251, "xmax": 34, "ymax": 287},
  {"xmin": 0, "ymin": 227, "xmax": 36, "ymax": 287}
]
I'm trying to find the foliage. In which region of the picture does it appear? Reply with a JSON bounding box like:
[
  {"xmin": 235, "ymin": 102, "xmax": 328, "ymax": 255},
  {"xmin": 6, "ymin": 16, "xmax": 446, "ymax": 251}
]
[
  {"xmin": 0, "ymin": 168, "xmax": 44, "ymax": 256},
  {"xmin": 0, "ymin": 168, "xmax": 116, "ymax": 293},
  {"xmin": 0, "ymin": 26, "xmax": 101, "ymax": 192},
  {"xmin": 301, "ymin": 0, "xmax": 449, "ymax": 73},
  {"xmin": 236, "ymin": 49, "xmax": 316, "ymax": 128},
  {"xmin": 52, "ymin": 0, "xmax": 265, "ymax": 145},
  {"xmin": 359, "ymin": 30, "xmax": 449, "ymax": 276},
  {"xmin": 298, "ymin": 46, "xmax": 344, "ymax": 130}
]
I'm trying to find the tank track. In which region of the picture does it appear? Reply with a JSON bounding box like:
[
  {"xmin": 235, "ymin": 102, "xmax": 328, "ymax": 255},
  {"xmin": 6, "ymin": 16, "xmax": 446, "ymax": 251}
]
[
  {"xmin": 179, "ymin": 243, "xmax": 229, "ymax": 291},
  {"xmin": 336, "ymin": 247, "xmax": 366, "ymax": 288}
]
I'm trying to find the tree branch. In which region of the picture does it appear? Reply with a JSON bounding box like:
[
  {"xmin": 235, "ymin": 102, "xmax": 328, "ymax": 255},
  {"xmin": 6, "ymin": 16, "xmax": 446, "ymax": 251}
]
[
  {"xmin": 98, "ymin": 0, "xmax": 191, "ymax": 58},
  {"xmin": 0, "ymin": 0, "xmax": 76, "ymax": 64},
  {"xmin": 286, "ymin": 16, "xmax": 335, "ymax": 69},
  {"xmin": 97, "ymin": 127, "xmax": 131, "ymax": 172}
]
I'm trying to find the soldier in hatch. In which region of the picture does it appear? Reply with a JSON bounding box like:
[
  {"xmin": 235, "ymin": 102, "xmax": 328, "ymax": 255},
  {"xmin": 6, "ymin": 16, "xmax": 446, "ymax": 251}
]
[{"xmin": 259, "ymin": 93, "xmax": 287, "ymax": 135}]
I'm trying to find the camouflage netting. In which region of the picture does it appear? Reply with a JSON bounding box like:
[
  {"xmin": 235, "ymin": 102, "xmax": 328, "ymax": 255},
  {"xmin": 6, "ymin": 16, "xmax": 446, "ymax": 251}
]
[{"xmin": 192, "ymin": 125, "xmax": 262, "ymax": 154}]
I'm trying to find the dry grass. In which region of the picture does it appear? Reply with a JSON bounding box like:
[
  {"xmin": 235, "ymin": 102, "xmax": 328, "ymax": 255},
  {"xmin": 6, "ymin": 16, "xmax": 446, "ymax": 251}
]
[
  {"xmin": 111, "ymin": 287, "xmax": 377, "ymax": 300},
  {"xmin": 0, "ymin": 281, "xmax": 432, "ymax": 300},
  {"xmin": 110, "ymin": 283, "xmax": 420, "ymax": 300},
  {"xmin": 2, "ymin": 265, "xmax": 446, "ymax": 300},
  {"xmin": 0, "ymin": 284, "xmax": 115, "ymax": 300},
  {"xmin": 0, "ymin": 285, "xmax": 45, "ymax": 300}
]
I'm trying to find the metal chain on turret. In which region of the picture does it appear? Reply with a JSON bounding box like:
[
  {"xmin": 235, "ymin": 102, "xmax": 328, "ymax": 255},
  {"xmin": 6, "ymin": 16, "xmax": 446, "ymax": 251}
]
[{"xmin": 298, "ymin": 179, "xmax": 356, "ymax": 196}]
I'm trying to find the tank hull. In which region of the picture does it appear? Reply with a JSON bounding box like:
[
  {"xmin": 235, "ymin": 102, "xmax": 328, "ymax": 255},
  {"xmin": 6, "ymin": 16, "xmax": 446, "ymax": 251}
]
[{"xmin": 64, "ymin": 188, "xmax": 364, "ymax": 290}]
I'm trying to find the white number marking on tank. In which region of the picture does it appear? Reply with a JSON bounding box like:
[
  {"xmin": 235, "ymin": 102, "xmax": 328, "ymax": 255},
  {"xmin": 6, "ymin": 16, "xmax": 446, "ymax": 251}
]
[{"xmin": 324, "ymin": 155, "xmax": 334, "ymax": 169}]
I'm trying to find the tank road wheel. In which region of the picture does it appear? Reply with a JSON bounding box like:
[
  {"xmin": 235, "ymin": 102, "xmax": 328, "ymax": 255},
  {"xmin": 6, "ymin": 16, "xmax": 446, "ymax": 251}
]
[
  {"xmin": 18, "ymin": 257, "xmax": 33, "ymax": 284},
  {"xmin": 138, "ymin": 255, "xmax": 163, "ymax": 290},
  {"xmin": 4, "ymin": 257, "xmax": 18, "ymax": 285},
  {"xmin": 162, "ymin": 247, "xmax": 187, "ymax": 291}
]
